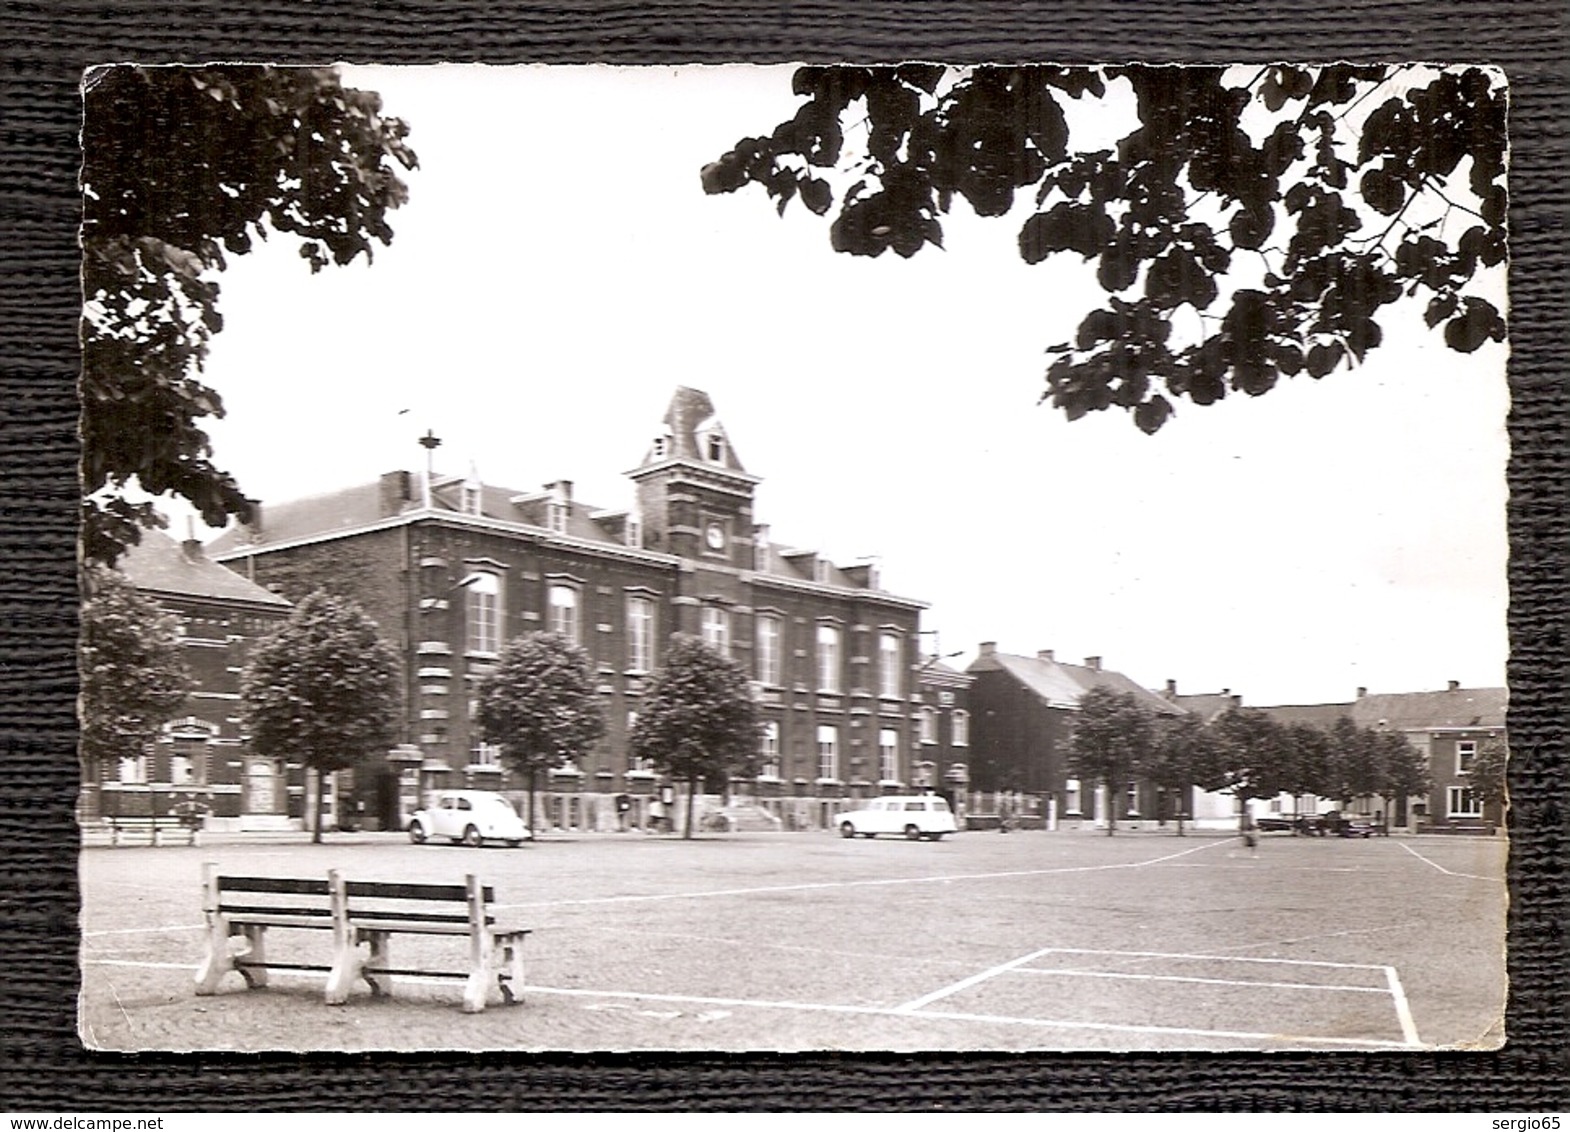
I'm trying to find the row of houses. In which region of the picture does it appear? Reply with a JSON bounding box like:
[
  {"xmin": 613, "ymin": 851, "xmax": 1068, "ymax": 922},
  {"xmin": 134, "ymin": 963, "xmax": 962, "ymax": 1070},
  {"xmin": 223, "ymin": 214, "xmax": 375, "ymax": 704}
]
[{"xmin": 82, "ymin": 387, "xmax": 1507, "ymax": 836}]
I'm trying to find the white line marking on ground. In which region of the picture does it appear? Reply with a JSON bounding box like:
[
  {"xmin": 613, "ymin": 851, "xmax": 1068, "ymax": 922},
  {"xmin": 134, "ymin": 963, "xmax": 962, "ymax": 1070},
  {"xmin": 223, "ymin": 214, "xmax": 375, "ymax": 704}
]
[
  {"xmin": 82, "ymin": 923, "xmax": 205, "ymax": 938},
  {"xmin": 895, "ymin": 947, "xmax": 1059, "ymax": 1012},
  {"xmin": 1385, "ymin": 965, "xmax": 1422, "ymax": 1046},
  {"xmin": 1396, "ymin": 841, "xmax": 1504, "ymax": 882},
  {"xmin": 493, "ymin": 837, "xmax": 1232, "ymax": 912},
  {"xmin": 1039, "ymin": 946, "xmax": 1389, "ymax": 971},
  {"xmin": 1014, "ymin": 968, "xmax": 1389, "ymax": 994},
  {"xmin": 79, "ymin": 959, "xmax": 1420, "ymax": 1049}
]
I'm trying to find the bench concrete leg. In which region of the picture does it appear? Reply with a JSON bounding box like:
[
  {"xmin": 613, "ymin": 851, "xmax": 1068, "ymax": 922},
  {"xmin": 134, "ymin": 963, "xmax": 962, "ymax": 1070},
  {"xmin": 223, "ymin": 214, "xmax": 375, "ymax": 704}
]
[
  {"xmin": 326, "ymin": 933, "xmax": 363, "ymax": 1005},
  {"xmin": 238, "ymin": 925, "xmax": 269, "ymax": 989},
  {"xmin": 497, "ymin": 933, "xmax": 526, "ymax": 1006},
  {"xmin": 194, "ymin": 918, "xmax": 235, "ymax": 995},
  {"xmin": 364, "ymin": 931, "xmax": 392, "ymax": 999}
]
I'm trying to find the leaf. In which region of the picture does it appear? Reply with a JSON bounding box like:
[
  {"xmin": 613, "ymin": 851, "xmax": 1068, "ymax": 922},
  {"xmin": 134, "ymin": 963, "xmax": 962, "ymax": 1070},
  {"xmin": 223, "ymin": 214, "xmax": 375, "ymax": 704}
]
[
  {"xmin": 1133, "ymin": 395, "xmax": 1172, "ymax": 434},
  {"xmin": 1359, "ymin": 168, "xmax": 1406, "ymax": 216},
  {"xmin": 1305, "ymin": 341, "xmax": 1344, "ymax": 378},
  {"xmin": 1425, "ymin": 293, "xmax": 1458, "ymax": 328}
]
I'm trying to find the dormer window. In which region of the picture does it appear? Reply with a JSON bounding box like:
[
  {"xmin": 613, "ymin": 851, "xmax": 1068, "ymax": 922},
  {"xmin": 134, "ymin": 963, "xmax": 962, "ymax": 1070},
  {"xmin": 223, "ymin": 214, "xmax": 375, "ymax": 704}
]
[
  {"xmin": 461, "ymin": 484, "xmax": 482, "ymax": 516},
  {"xmin": 547, "ymin": 501, "xmax": 568, "ymax": 534},
  {"xmin": 705, "ymin": 433, "xmax": 725, "ymax": 463},
  {"xmin": 652, "ymin": 436, "xmax": 669, "ymax": 460},
  {"xmin": 625, "ymin": 516, "xmax": 642, "ymax": 549},
  {"xmin": 814, "ymin": 559, "xmax": 831, "ymax": 584}
]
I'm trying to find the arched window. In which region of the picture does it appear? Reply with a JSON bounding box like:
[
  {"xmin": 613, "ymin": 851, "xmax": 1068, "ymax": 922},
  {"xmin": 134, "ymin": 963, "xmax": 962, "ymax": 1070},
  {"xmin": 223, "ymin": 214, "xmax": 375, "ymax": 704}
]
[
  {"xmin": 878, "ymin": 632, "xmax": 902, "ymax": 699},
  {"xmin": 952, "ymin": 709, "xmax": 970, "ymax": 747},
  {"xmin": 626, "ymin": 595, "xmax": 655, "ymax": 672},
  {"xmin": 465, "ymin": 572, "xmax": 501, "ymax": 655},
  {"xmin": 756, "ymin": 614, "xmax": 782, "ymax": 685},
  {"xmin": 548, "ymin": 583, "xmax": 579, "ymax": 643},
  {"xmin": 920, "ymin": 705, "xmax": 938, "ymax": 745}
]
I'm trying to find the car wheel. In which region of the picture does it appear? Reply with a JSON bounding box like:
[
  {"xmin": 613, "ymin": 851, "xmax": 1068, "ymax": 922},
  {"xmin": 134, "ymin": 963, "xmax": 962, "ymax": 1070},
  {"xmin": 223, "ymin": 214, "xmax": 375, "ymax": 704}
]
[
  {"xmin": 463, "ymin": 825, "xmax": 484, "ymax": 848},
  {"xmin": 408, "ymin": 821, "xmax": 426, "ymax": 845},
  {"xmin": 928, "ymin": 833, "xmax": 945, "ymax": 841},
  {"xmin": 904, "ymin": 824, "xmax": 921, "ymax": 841},
  {"xmin": 839, "ymin": 822, "xmax": 856, "ymax": 839}
]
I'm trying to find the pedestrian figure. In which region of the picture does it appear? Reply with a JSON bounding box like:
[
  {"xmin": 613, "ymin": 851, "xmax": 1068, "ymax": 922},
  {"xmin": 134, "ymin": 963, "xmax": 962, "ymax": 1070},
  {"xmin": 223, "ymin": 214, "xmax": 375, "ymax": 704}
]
[{"xmin": 1243, "ymin": 817, "xmax": 1259, "ymax": 857}]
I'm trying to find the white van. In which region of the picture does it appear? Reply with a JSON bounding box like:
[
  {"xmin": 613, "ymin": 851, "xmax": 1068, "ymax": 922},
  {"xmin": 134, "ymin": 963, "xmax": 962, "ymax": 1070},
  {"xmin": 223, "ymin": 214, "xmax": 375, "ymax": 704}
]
[{"xmin": 833, "ymin": 795, "xmax": 957, "ymax": 841}]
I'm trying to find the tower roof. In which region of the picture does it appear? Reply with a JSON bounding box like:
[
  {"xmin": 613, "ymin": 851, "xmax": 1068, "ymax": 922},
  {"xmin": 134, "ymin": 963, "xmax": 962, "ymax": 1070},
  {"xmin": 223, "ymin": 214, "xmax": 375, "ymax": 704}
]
[{"xmin": 635, "ymin": 386, "xmax": 751, "ymax": 476}]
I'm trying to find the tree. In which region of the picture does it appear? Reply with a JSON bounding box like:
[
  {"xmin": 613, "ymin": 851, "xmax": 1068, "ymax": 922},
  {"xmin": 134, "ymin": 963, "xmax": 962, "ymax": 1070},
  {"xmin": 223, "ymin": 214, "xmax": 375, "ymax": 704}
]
[
  {"xmin": 1467, "ymin": 734, "xmax": 1508, "ymax": 815},
  {"xmin": 1373, "ymin": 729, "xmax": 1434, "ymax": 827},
  {"xmin": 1325, "ymin": 717, "xmax": 1386, "ymax": 810},
  {"xmin": 1207, "ymin": 707, "xmax": 1289, "ymax": 829},
  {"xmin": 1066, "ymin": 686, "xmax": 1155, "ymax": 836},
  {"xmin": 475, "ymin": 633, "xmax": 606, "ymax": 834},
  {"xmin": 629, "ymin": 635, "xmax": 761, "ymax": 839},
  {"xmin": 79, "ymin": 568, "xmax": 192, "ymax": 785},
  {"xmin": 1278, "ymin": 722, "xmax": 1335, "ymax": 831},
  {"xmin": 702, "ymin": 65, "xmax": 1505, "ymax": 434},
  {"xmin": 81, "ymin": 66, "xmax": 418, "ymax": 567},
  {"xmin": 1145, "ymin": 714, "xmax": 1217, "ymax": 836},
  {"xmin": 241, "ymin": 590, "xmax": 402, "ymax": 842}
]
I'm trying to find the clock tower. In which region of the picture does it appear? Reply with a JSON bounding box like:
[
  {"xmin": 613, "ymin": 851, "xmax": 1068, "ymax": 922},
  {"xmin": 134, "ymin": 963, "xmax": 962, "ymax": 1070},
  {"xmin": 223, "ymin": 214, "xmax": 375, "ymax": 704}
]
[{"xmin": 627, "ymin": 387, "xmax": 761, "ymax": 568}]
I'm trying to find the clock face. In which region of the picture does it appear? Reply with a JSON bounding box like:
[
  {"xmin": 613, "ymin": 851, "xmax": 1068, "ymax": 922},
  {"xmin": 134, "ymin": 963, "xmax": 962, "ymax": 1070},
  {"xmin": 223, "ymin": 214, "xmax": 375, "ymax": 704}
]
[{"xmin": 705, "ymin": 523, "xmax": 726, "ymax": 550}]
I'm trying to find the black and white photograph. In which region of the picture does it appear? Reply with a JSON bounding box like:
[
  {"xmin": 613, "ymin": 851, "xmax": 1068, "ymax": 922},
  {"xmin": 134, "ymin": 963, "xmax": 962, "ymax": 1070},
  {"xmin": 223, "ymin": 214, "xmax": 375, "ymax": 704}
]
[{"xmin": 77, "ymin": 62, "xmax": 1510, "ymax": 1054}]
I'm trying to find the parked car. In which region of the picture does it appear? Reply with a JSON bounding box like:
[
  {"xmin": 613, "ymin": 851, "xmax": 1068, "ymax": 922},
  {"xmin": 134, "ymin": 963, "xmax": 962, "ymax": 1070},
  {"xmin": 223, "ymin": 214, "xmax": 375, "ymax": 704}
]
[
  {"xmin": 408, "ymin": 790, "xmax": 532, "ymax": 847},
  {"xmin": 1324, "ymin": 811, "xmax": 1379, "ymax": 838},
  {"xmin": 834, "ymin": 795, "xmax": 958, "ymax": 841},
  {"xmin": 1254, "ymin": 813, "xmax": 1326, "ymax": 835}
]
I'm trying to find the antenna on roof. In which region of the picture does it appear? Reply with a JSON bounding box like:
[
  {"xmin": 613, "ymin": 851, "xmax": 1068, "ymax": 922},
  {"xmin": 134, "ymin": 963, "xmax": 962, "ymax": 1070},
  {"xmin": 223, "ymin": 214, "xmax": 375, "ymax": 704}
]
[{"xmin": 418, "ymin": 429, "xmax": 442, "ymax": 509}]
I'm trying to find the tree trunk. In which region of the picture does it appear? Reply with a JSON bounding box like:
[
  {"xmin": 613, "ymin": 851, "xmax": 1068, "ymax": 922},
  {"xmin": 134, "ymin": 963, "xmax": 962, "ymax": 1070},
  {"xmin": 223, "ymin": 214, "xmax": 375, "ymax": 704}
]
[
  {"xmin": 1105, "ymin": 778, "xmax": 1117, "ymax": 836},
  {"xmin": 1175, "ymin": 787, "xmax": 1186, "ymax": 837},
  {"xmin": 528, "ymin": 768, "xmax": 539, "ymax": 839},
  {"xmin": 683, "ymin": 777, "xmax": 697, "ymax": 839},
  {"xmin": 311, "ymin": 766, "xmax": 324, "ymax": 844}
]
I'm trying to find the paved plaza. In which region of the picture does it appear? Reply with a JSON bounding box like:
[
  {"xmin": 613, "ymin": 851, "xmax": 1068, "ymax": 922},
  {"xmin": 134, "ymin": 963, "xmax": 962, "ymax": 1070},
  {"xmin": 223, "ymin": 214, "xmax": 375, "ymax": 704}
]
[{"xmin": 78, "ymin": 827, "xmax": 1507, "ymax": 1053}]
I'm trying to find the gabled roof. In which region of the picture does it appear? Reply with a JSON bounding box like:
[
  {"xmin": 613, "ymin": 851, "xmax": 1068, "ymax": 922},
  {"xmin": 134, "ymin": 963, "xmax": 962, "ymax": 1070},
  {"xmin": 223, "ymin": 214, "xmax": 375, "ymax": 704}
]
[
  {"xmin": 1350, "ymin": 687, "xmax": 1507, "ymax": 731},
  {"xmin": 968, "ymin": 650, "xmax": 1185, "ymax": 715},
  {"xmin": 638, "ymin": 386, "xmax": 749, "ymax": 473},
  {"xmin": 119, "ymin": 529, "xmax": 291, "ymax": 608},
  {"xmin": 207, "ymin": 480, "xmax": 389, "ymax": 554},
  {"xmin": 1255, "ymin": 701, "xmax": 1356, "ymax": 728},
  {"xmin": 1164, "ymin": 691, "xmax": 1245, "ymax": 722}
]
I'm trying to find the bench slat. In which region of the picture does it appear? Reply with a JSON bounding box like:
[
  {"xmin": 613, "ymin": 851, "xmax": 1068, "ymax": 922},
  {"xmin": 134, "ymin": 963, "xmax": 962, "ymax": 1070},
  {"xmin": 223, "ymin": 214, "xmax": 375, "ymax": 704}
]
[
  {"xmin": 234, "ymin": 961, "xmax": 334, "ymax": 973},
  {"xmin": 345, "ymin": 880, "xmax": 487, "ymax": 902},
  {"xmin": 343, "ymin": 909, "xmax": 473, "ymax": 925},
  {"xmin": 220, "ymin": 877, "xmax": 332, "ymax": 895},
  {"xmin": 223, "ymin": 913, "xmax": 337, "ymax": 929}
]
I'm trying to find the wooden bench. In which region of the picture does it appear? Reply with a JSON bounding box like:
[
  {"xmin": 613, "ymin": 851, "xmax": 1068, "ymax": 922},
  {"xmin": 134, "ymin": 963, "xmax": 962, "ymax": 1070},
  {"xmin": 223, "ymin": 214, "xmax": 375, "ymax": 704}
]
[
  {"xmin": 194, "ymin": 865, "xmax": 528, "ymax": 1013},
  {"xmin": 195, "ymin": 866, "xmax": 340, "ymax": 995},
  {"xmin": 100, "ymin": 815, "xmax": 198, "ymax": 846},
  {"xmin": 327, "ymin": 874, "xmax": 529, "ymax": 1014}
]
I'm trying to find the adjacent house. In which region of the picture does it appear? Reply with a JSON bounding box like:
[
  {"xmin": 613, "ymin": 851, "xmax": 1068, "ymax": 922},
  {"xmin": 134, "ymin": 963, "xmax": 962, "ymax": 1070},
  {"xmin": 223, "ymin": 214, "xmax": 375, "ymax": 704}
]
[
  {"xmin": 208, "ymin": 387, "xmax": 945, "ymax": 832},
  {"xmin": 87, "ymin": 528, "xmax": 294, "ymax": 830},
  {"xmin": 967, "ymin": 645, "xmax": 1187, "ymax": 826}
]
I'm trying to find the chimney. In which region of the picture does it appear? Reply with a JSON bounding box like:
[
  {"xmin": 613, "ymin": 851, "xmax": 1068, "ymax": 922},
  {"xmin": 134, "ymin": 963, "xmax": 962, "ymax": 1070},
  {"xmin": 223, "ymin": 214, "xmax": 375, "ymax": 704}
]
[
  {"xmin": 1038, "ymin": 649, "xmax": 1055, "ymax": 663},
  {"xmin": 181, "ymin": 515, "xmax": 202, "ymax": 561},
  {"xmin": 979, "ymin": 641, "xmax": 997, "ymax": 657},
  {"xmin": 1231, "ymin": 693, "xmax": 1243, "ymax": 708},
  {"xmin": 1165, "ymin": 679, "xmax": 1178, "ymax": 695},
  {"xmin": 546, "ymin": 480, "xmax": 574, "ymax": 505},
  {"xmin": 1084, "ymin": 656, "xmax": 1102, "ymax": 671},
  {"xmin": 380, "ymin": 470, "xmax": 412, "ymax": 517},
  {"xmin": 1356, "ymin": 686, "xmax": 1368, "ymax": 699},
  {"xmin": 1221, "ymin": 688, "xmax": 1230, "ymax": 696},
  {"xmin": 1448, "ymin": 680, "xmax": 1460, "ymax": 692}
]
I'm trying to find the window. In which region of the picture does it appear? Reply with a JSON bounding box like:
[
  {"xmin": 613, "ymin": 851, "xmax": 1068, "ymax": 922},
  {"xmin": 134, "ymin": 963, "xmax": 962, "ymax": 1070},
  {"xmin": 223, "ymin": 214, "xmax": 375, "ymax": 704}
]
[
  {"xmin": 470, "ymin": 738, "xmax": 501, "ymax": 767},
  {"xmin": 117, "ymin": 754, "xmax": 148, "ymax": 784},
  {"xmin": 1457, "ymin": 740, "xmax": 1478, "ymax": 774},
  {"xmin": 461, "ymin": 484, "xmax": 482, "ymax": 516},
  {"xmin": 756, "ymin": 615, "xmax": 782, "ymax": 685},
  {"xmin": 814, "ymin": 559, "xmax": 831, "ymax": 584},
  {"xmin": 652, "ymin": 436, "xmax": 669, "ymax": 459},
  {"xmin": 169, "ymin": 754, "xmax": 194, "ymax": 786},
  {"xmin": 626, "ymin": 595, "xmax": 655, "ymax": 672},
  {"xmin": 548, "ymin": 583, "xmax": 579, "ymax": 643},
  {"xmin": 952, "ymin": 709, "xmax": 970, "ymax": 747},
  {"xmin": 1065, "ymin": 778, "xmax": 1081, "ymax": 815},
  {"xmin": 627, "ymin": 711, "xmax": 651, "ymax": 772},
  {"xmin": 879, "ymin": 729, "xmax": 899, "ymax": 782},
  {"xmin": 817, "ymin": 724, "xmax": 839, "ymax": 781},
  {"xmin": 546, "ymin": 501, "xmax": 568, "ymax": 534},
  {"xmin": 706, "ymin": 433, "xmax": 725, "ymax": 462},
  {"xmin": 759, "ymin": 721, "xmax": 780, "ymax": 778},
  {"xmin": 920, "ymin": 705, "xmax": 938, "ymax": 745},
  {"xmin": 466, "ymin": 572, "xmax": 501, "ymax": 654},
  {"xmin": 816, "ymin": 624, "xmax": 841, "ymax": 692},
  {"xmin": 878, "ymin": 633, "xmax": 901, "ymax": 698},
  {"xmin": 625, "ymin": 516, "xmax": 642, "ymax": 548},
  {"xmin": 1126, "ymin": 781, "xmax": 1140, "ymax": 817},
  {"xmin": 1448, "ymin": 786, "xmax": 1482, "ymax": 817},
  {"xmin": 701, "ymin": 605, "xmax": 730, "ymax": 654}
]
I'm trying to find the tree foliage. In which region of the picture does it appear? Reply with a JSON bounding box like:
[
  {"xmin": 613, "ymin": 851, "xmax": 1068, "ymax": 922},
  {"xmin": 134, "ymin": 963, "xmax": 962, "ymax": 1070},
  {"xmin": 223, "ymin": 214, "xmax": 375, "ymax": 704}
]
[
  {"xmin": 1144, "ymin": 713, "xmax": 1219, "ymax": 835},
  {"xmin": 476, "ymin": 633, "xmax": 606, "ymax": 833},
  {"xmin": 81, "ymin": 65, "xmax": 418, "ymax": 567},
  {"xmin": 79, "ymin": 567, "xmax": 193, "ymax": 772},
  {"xmin": 1468, "ymin": 734, "xmax": 1508, "ymax": 810},
  {"xmin": 240, "ymin": 589, "xmax": 402, "ymax": 841},
  {"xmin": 629, "ymin": 635, "xmax": 761, "ymax": 839},
  {"xmin": 702, "ymin": 64, "xmax": 1505, "ymax": 434},
  {"xmin": 1208, "ymin": 706, "xmax": 1290, "ymax": 810},
  {"xmin": 1066, "ymin": 686, "xmax": 1155, "ymax": 836}
]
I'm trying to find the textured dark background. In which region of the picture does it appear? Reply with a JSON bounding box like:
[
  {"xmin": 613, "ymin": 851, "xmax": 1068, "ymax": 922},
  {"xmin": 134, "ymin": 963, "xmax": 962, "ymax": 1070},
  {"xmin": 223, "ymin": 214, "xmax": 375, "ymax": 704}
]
[{"xmin": 2, "ymin": 0, "xmax": 1564, "ymax": 1112}]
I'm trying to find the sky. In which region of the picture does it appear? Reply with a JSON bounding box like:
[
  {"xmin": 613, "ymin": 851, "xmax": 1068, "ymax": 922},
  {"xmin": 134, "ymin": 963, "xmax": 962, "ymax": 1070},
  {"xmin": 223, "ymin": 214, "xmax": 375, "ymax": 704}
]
[{"xmin": 168, "ymin": 64, "xmax": 1509, "ymax": 706}]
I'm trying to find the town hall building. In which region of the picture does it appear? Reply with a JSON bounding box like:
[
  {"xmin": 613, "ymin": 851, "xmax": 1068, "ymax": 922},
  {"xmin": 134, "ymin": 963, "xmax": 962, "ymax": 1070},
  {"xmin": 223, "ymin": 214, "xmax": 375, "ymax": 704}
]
[{"xmin": 209, "ymin": 387, "xmax": 963, "ymax": 832}]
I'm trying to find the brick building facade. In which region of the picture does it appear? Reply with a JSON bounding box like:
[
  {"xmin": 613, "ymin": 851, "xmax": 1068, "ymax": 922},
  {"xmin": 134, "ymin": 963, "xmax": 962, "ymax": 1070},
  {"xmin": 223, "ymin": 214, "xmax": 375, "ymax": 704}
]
[
  {"xmin": 88, "ymin": 529, "xmax": 295, "ymax": 829},
  {"xmin": 209, "ymin": 387, "xmax": 952, "ymax": 832}
]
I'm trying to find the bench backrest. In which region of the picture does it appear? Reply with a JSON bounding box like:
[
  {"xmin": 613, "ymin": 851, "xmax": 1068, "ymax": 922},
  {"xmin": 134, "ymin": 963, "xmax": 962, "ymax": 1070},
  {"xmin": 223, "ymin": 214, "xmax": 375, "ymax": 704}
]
[
  {"xmin": 203, "ymin": 866, "xmax": 335, "ymax": 923},
  {"xmin": 340, "ymin": 877, "xmax": 497, "ymax": 927}
]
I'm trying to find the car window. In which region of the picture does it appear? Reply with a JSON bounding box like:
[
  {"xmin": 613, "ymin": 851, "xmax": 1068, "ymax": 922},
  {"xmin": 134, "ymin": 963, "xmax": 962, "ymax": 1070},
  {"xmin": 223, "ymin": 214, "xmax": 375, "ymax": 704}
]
[
  {"xmin": 932, "ymin": 800, "xmax": 951, "ymax": 812},
  {"xmin": 440, "ymin": 797, "xmax": 455, "ymax": 810},
  {"xmin": 458, "ymin": 797, "xmax": 472, "ymax": 811},
  {"xmin": 905, "ymin": 801, "xmax": 925, "ymax": 811}
]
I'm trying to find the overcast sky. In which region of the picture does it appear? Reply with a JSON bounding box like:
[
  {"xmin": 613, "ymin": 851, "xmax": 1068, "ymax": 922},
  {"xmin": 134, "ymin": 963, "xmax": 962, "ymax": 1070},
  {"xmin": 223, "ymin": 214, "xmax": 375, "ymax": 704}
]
[{"xmin": 176, "ymin": 64, "xmax": 1509, "ymax": 706}]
